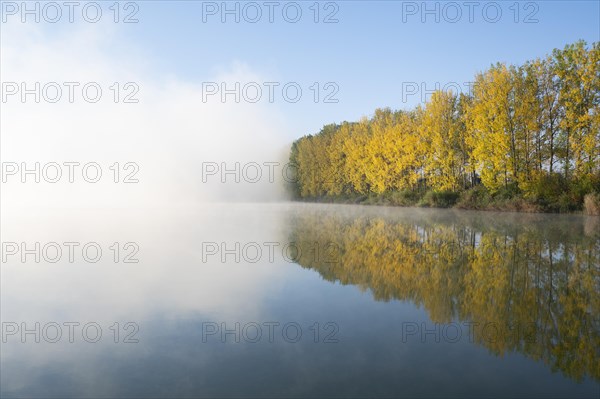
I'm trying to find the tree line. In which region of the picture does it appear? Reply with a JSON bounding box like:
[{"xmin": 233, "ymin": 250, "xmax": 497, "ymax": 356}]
[{"xmin": 289, "ymin": 41, "xmax": 600, "ymax": 212}]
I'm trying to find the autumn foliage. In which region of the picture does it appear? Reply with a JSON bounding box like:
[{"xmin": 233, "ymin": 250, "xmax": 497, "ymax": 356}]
[{"xmin": 290, "ymin": 41, "xmax": 600, "ymax": 212}]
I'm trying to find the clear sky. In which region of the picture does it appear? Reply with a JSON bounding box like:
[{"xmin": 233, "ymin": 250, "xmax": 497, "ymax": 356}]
[
  {"xmin": 2, "ymin": 0, "xmax": 599, "ymax": 144},
  {"xmin": 121, "ymin": 0, "xmax": 600, "ymax": 137}
]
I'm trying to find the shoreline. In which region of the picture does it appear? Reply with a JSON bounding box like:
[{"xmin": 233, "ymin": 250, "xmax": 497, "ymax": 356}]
[{"xmin": 291, "ymin": 192, "xmax": 600, "ymax": 216}]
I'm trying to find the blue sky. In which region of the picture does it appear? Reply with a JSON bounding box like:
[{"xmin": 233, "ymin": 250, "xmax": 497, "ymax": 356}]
[
  {"xmin": 128, "ymin": 0, "xmax": 600, "ymax": 137},
  {"xmin": 2, "ymin": 1, "xmax": 599, "ymax": 141}
]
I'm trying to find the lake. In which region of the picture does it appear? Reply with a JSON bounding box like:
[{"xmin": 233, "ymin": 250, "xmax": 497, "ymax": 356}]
[{"xmin": 1, "ymin": 203, "xmax": 599, "ymax": 398}]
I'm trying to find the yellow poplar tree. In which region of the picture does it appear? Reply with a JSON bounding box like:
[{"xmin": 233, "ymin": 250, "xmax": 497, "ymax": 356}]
[
  {"xmin": 420, "ymin": 90, "xmax": 462, "ymax": 191},
  {"xmin": 466, "ymin": 65, "xmax": 513, "ymax": 192}
]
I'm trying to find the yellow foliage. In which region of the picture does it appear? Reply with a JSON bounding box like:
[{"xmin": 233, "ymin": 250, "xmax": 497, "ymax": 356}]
[{"xmin": 290, "ymin": 41, "xmax": 599, "ymax": 199}]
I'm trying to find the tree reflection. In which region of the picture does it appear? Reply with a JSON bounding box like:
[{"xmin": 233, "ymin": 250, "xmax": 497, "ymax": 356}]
[{"xmin": 288, "ymin": 207, "xmax": 600, "ymax": 381}]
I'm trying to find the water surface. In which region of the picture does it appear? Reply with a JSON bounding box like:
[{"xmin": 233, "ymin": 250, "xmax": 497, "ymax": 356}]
[{"xmin": 1, "ymin": 203, "xmax": 599, "ymax": 398}]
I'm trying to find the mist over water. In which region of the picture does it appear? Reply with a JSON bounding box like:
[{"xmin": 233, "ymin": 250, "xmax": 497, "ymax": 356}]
[
  {"xmin": 1, "ymin": 23, "xmax": 292, "ymax": 210},
  {"xmin": 2, "ymin": 203, "xmax": 599, "ymax": 397}
]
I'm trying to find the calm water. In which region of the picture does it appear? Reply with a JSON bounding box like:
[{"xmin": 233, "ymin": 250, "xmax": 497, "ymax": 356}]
[{"xmin": 1, "ymin": 203, "xmax": 599, "ymax": 398}]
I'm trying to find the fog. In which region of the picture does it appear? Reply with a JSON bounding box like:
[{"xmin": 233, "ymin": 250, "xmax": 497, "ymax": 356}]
[{"xmin": 1, "ymin": 22, "xmax": 292, "ymax": 212}]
